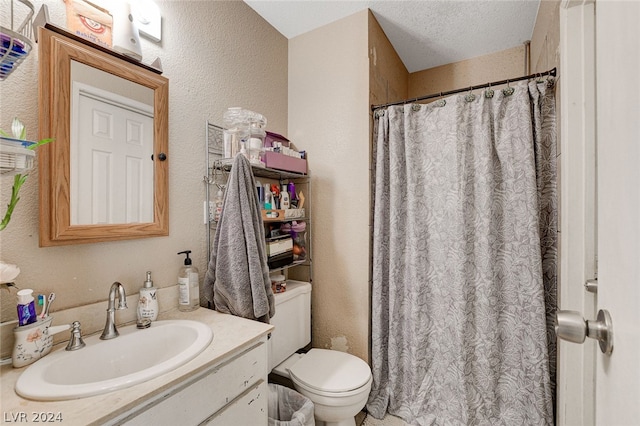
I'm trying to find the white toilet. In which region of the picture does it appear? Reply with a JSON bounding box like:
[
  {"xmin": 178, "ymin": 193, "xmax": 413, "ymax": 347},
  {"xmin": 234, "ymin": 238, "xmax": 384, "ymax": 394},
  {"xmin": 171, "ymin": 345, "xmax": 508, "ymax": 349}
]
[{"xmin": 269, "ymin": 280, "xmax": 372, "ymax": 426}]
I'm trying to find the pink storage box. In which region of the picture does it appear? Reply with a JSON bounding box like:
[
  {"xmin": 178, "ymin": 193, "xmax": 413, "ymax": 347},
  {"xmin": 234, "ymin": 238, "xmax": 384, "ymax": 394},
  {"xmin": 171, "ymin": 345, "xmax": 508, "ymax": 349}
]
[
  {"xmin": 264, "ymin": 131, "xmax": 290, "ymax": 148},
  {"xmin": 263, "ymin": 152, "xmax": 307, "ymax": 174}
]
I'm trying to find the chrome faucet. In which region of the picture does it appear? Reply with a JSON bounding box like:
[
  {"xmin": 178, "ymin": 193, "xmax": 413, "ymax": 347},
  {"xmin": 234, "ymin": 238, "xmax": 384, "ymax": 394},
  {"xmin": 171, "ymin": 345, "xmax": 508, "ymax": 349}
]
[{"xmin": 100, "ymin": 282, "xmax": 128, "ymax": 340}]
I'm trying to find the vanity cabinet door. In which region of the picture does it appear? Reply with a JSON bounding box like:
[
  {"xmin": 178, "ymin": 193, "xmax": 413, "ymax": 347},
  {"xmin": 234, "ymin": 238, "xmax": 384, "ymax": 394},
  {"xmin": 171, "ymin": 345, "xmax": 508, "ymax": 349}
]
[
  {"xmin": 202, "ymin": 380, "xmax": 267, "ymax": 425},
  {"xmin": 117, "ymin": 339, "xmax": 268, "ymax": 425}
]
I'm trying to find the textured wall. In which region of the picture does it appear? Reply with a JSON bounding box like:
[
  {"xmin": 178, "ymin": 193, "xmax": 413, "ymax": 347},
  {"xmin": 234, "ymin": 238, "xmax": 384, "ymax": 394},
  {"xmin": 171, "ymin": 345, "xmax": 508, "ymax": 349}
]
[
  {"xmin": 289, "ymin": 10, "xmax": 371, "ymax": 362},
  {"xmin": 0, "ymin": 0, "xmax": 287, "ymax": 353},
  {"xmin": 368, "ymin": 11, "xmax": 408, "ymax": 108},
  {"xmin": 530, "ymin": 0, "xmax": 561, "ymax": 75},
  {"xmin": 408, "ymin": 45, "xmax": 526, "ymax": 99}
]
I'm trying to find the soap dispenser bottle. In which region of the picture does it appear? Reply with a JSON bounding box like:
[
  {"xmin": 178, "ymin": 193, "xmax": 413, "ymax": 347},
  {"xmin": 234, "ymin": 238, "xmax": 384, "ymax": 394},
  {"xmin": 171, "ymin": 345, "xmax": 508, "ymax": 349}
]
[
  {"xmin": 177, "ymin": 250, "xmax": 200, "ymax": 312},
  {"xmin": 137, "ymin": 271, "xmax": 158, "ymax": 321}
]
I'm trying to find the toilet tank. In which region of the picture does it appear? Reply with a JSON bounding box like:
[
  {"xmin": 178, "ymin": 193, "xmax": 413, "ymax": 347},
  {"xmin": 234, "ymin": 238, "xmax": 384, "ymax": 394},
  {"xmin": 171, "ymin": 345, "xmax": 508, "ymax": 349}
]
[{"xmin": 269, "ymin": 280, "xmax": 311, "ymax": 371}]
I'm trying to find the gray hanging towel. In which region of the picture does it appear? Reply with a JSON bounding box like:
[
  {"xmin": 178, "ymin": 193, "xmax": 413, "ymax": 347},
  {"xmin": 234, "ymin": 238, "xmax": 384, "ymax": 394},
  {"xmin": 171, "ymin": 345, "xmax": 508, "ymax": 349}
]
[{"xmin": 204, "ymin": 154, "xmax": 275, "ymax": 323}]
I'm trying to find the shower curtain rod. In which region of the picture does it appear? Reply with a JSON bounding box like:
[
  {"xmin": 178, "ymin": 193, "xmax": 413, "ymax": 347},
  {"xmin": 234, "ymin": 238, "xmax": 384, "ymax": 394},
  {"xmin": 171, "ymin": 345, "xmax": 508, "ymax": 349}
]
[{"xmin": 371, "ymin": 67, "xmax": 557, "ymax": 111}]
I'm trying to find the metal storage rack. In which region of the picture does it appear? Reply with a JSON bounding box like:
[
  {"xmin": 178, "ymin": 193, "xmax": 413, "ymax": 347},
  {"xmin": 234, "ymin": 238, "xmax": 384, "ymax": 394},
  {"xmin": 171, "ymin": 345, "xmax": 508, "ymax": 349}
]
[
  {"xmin": 1, "ymin": 0, "xmax": 35, "ymax": 80},
  {"xmin": 204, "ymin": 121, "xmax": 312, "ymax": 282}
]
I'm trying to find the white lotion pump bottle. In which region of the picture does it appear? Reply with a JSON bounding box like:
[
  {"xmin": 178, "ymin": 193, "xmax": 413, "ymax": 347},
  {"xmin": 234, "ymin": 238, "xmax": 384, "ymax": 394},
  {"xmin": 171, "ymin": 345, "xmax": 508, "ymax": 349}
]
[
  {"xmin": 280, "ymin": 184, "xmax": 290, "ymax": 209},
  {"xmin": 137, "ymin": 271, "xmax": 158, "ymax": 321},
  {"xmin": 177, "ymin": 250, "xmax": 200, "ymax": 311}
]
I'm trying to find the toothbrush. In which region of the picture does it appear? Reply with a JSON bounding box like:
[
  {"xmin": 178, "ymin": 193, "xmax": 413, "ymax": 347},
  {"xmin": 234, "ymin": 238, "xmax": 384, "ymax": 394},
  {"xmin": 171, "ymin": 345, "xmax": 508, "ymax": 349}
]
[
  {"xmin": 37, "ymin": 294, "xmax": 46, "ymax": 318},
  {"xmin": 42, "ymin": 293, "xmax": 55, "ymax": 318}
]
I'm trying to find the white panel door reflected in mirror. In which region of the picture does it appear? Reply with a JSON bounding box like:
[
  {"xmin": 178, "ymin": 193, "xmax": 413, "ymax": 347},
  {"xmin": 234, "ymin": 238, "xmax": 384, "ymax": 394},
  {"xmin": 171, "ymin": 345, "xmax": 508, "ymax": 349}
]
[{"xmin": 70, "ymin": 61, "xmax": 154, "ymax": 225}]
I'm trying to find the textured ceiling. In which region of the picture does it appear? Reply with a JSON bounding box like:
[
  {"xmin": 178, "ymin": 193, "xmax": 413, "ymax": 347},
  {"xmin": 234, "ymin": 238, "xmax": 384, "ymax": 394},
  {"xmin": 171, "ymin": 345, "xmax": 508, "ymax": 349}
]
[{"xmin": 243, "ymin": 0, "xmax": 540, "ymax": 73}]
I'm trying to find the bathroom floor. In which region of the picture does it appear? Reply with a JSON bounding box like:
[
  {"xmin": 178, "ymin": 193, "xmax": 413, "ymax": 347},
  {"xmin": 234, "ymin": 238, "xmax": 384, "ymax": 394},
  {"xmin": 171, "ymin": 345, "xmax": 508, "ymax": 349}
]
[{"xmin": 358, "ymin": 412, "xmax": 408, "ymax": 425}]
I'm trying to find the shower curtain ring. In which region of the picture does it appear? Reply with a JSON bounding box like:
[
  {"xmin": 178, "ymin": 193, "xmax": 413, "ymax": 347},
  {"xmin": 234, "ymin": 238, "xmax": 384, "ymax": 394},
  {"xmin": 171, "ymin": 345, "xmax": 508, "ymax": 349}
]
[
  {"xmin": 503, "ymin": 79, "xmax": 515, "ymax": 96},
  {"xmin": 465, "ymin": 87, "xmax": 476, "ymax": 102},
  {"xmin": 546, "ymin": 71, "xmax": 555, "ymax": 88},
  {"xmin": 434, "ymin": 92, "xmax": 446, "ymax": 107},
  {"xmin": 485, "ymin": 82, "xmax": 494, "ymax": 98}
]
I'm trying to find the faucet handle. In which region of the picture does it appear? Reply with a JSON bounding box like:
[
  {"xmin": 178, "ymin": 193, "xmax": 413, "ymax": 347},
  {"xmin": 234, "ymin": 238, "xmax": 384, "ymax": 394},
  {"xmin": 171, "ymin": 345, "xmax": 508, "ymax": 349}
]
[{"xmin": 65, "ymin": 321, "xmax": 86, "ymax": 351}]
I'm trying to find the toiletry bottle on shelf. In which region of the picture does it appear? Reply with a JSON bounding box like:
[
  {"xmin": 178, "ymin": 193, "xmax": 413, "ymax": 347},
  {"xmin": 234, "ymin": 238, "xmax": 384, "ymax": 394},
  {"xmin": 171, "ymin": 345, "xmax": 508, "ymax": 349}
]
[
  {"xmin": 255, "ymin": 180, "xmax": 263, "ymax": 208},
  {"xmin": 137, "ymin": 271, "xmax": 158, "ymax": 321},
  {"xmin": 16, "ymin": 289, "xmax": 37, "ymax": 326},
  {"xmin": 177, "ymin": 250, "xmax": 200, "ymax": 311},
  {"xmin": 264, "ymin": 184, "xmax": 273, "ymax": 210},
  {"xmin": 214, "ymin": 188, "xmax": 224, "ymax": 222},
  {"xmin": 287, "ymin": 182, "xmax": 297, "ymax": 208},
  {"xmin": 240, "ymin": 141, "xmax": 248, "ymax": 159},
  {"xmin": 280, "ymin": 184, "xmax": 290, "ymax": 209},
  {"xmin": 271, "ymin": 184, "xmax": 281, "ymax": 209}
]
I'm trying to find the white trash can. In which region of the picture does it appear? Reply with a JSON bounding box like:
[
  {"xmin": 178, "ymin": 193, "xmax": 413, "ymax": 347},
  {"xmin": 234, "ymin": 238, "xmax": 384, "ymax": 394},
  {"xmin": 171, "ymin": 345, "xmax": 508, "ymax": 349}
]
[{"xmin": 268, "ymin": 383, "xmax": 315, "ymax": 426}]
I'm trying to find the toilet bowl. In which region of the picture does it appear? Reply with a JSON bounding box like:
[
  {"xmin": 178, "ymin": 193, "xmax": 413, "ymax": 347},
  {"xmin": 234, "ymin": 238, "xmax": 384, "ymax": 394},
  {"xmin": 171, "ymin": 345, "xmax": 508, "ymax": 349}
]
[
  {"xmin": 287, "ymin": 348, "xmax": 372, "ymax": 426},
  {"xmin": 269, "ymin": 281, "xmax": 372, "ymax": 426}
]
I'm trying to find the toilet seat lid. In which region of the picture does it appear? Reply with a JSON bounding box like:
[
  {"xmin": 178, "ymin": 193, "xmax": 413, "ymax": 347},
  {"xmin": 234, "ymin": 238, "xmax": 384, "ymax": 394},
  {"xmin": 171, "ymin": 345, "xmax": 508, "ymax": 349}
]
[{"xmin": 288, "ymin": 348, "xmax": 371, "ymax": 393}]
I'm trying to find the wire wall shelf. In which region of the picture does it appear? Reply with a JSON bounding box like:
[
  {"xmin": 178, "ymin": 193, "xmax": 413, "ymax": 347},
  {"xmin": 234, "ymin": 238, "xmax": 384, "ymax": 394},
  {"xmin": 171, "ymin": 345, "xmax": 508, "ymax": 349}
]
[
  {"xmin": 1, "ymin": 0, "xmax": 35, "ymax": 80},
  {"xmin": 0, "ymin": 137, "xmax": 35, "ymax": 175}
]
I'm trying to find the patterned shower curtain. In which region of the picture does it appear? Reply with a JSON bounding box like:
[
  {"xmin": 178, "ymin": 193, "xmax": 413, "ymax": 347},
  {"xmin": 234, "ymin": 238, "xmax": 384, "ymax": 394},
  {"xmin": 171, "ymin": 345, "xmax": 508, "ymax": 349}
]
[{"xmin": 367, "ymin": 79, "xmax": 557, "ymax": 425}]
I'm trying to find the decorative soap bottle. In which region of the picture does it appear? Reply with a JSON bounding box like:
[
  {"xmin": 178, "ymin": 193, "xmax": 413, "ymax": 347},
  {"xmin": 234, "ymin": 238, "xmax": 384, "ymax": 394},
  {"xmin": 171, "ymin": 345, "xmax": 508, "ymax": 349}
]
[
  {"xmin": 177, "ymin": 250, "xmax": 200, "ymax": 312},
  {"xmin": 137, "ymin": 271, "xmax": 158, "ymax": 321},
  {"xmin": 280, "ymin": 184, "xmax": 290, "ymax": 209},
  {"xmin": 214, "ymin": 188, "xmax": 224, "ymax": 222}
]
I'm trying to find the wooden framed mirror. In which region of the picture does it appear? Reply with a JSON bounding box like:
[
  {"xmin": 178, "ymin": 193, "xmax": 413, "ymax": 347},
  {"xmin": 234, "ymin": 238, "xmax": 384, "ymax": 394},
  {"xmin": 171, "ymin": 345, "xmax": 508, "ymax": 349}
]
[{"xmin": 38, "ymin": 25, "xmax": 169, "ymax": 246}]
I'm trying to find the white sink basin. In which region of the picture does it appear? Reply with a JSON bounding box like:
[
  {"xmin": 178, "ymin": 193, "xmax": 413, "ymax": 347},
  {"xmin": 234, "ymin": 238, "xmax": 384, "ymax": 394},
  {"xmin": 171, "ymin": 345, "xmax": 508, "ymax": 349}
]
[{"xmin": 15, "ymin": 320, "xmax": 213, "ymax": 401}]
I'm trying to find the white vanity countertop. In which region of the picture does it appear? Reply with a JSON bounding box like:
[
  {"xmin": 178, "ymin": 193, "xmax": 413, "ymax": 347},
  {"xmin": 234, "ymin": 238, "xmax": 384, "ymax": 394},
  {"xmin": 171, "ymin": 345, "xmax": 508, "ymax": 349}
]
[{"xmin": 0, "ymin": 308, "xmax": 273, "ymax": 425}]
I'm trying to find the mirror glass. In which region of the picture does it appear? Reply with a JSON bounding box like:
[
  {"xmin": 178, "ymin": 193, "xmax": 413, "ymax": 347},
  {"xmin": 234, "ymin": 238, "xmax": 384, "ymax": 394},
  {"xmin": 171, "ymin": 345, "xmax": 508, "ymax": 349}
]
[
  {"xmin": 70, "ymin": 61, "xmax": 155, "ymax": 225},
  {"xmin": 38, "ymin": 26, "xmax": 169, "ymax": 246}
]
